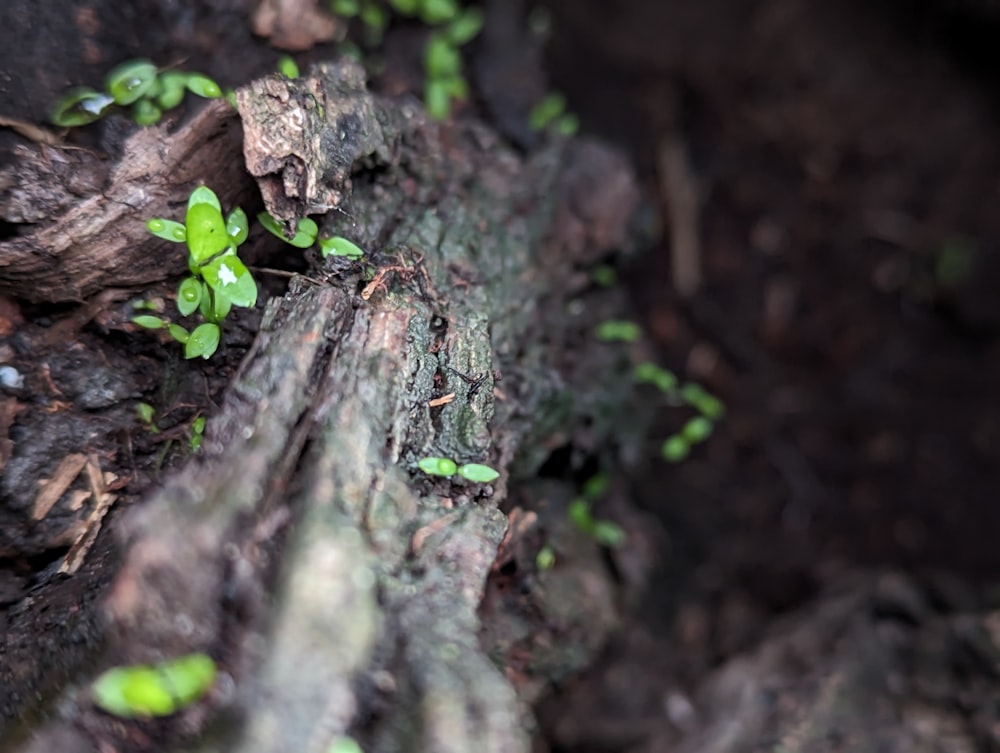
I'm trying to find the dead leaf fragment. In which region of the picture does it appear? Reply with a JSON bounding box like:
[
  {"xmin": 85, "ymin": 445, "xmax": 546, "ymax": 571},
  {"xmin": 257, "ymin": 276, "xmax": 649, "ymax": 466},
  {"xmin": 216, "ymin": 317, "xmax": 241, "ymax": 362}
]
[
  {"xmin": 32, "ymin": 453, "xmax": 87, "ymax": 519},
  {"xmin": 252, "ymin": 0, "xmax": 341, "ymax": 50}
]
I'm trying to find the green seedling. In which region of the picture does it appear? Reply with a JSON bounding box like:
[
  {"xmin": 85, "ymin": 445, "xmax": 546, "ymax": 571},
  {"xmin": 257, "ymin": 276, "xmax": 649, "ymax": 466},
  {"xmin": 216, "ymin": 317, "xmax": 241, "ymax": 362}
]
[
  {"xmin": 535, "ymin": 543, "xmax": 556, "ymax": 570},
  {"xmin": 568, "ymin": 497, "xmax": 625, "ymax": 548},
  {"xmin": 51, "ymin": 59, "xmax": 222, "ymax": 128},
  {"xmin": 418, "ymin": 456, "xmax": 458, "ymax": 477},
  {"xmin": 528, "ymin": 92, "xmax": 580, "ymax": 136},
  {"xmin": 189, "ymin": 416, "xmax": 206, "ymax": 452},
  {"xmin": 327, "ymin": 737, "xmax": 365, "ymax": 753},
  {"xmin": 566, "ymin": 473, "xmax": 626, "ymax": 547},
  {"xmin": 679, "ymin": 382, "xmax": 725, "ymax": 421},
  {"xmin": 634, "ymin": 362, "xmax": 679, "ymax": 394},
  {"xmin": 259, "ymin": 211, "xmax": 367, "ymax": 259},
  {"xmin": 416, "ymin": 456, "xmax": 500, "ymax": 483},
  {"xmin": 277, "ymin": 55, "xmax": 301, "ymax": 79},
  {"xmin": 91, "ymin": 652, "xmax": 216, "ymax": 719},
  {"xmin": 135, "ymin": 186, "xmax": 257, "ymax": 359},
  {"xmin": 330, "ymin": 0, "xmax": 482, "ymax": 120},
  {"xmin": 135, "ymin": 402, "xmax": 160, "ymax": 434},
  {"xmin": 590, "ymin": 264, "xmax": 617, "ymax": 288},
  {"xmin": 595, "ymin": 319, "xmax": 642, "ymax": 343}
]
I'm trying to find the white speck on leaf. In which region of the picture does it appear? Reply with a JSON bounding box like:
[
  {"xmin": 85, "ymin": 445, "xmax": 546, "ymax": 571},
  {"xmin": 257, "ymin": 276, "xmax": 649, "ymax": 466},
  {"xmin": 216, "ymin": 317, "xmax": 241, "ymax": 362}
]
[{"xmin": 218, "ymin": 262, "xmax": 237, "ymax": 286}]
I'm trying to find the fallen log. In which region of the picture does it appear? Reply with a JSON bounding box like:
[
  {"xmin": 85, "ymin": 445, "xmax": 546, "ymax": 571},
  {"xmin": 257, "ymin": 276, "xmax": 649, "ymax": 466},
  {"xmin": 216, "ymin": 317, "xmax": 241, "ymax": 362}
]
[{"xmin": 6, "ymin": 59, "xmax": 643, "ymax": 752}]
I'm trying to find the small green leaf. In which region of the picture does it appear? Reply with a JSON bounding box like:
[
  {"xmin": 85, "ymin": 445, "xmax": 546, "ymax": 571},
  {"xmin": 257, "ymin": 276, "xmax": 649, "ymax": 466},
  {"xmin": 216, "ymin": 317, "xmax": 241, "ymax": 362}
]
[
  {"xmin": 156, "ymin": 71, "xmax": 188, "ymax": 110},
  {"xmin": 331, "ymin": 0, "xmax": 361, "ymax": 16},
  {"xmin": 185, "ymin": 74, "xmax": 223, "ymax": 99},
  {"xmin": 444, "ymin": 8, "xmax": 483, "ymax": 45},
  {"xmin": 592, "ymin": 520, "xmax": 626, "ymax": 548},
  {"xmin": 439, "ymin": 74, "xmax": 468, "ymax": 100},
  {"xmin": 555, "ymin": 113, "xmax": 580, "ymax": 137},
  {"xmin": 132, "ymin": 315, "xmax": 166, "ymax": 330},
  {"xmin": 292, "ymin": 217, "xmax": 319, "ymax": 246},
  {"xmin": 327, "ymin": 737, "xmax": 365, "ymax": 753},
  {"xmin": 582, "ymin": 473, "xmax": 610, "ymax": 501},
  {"xmin": 360, "ymin": 2, "xmax": 389, "ymax": 36},
  {"xmin": 319, "ymin": 236, "xmax": 365, "ymax": 259},
  {"xmin": 136, "ymin": 402, "xmax": 156, "ymax": 424},
  {"xmin": 167, "ymin": 323, "xmax": 190, "ymax": 343},
  {"xmin": 185, "ymin": 323, "xmax": 221, "ymax": 359},
  {"xmin": 257, "ymin": 212, "xmax": 317, "ymax": 248},
  {"xmin": 420, "ymin": 0, "xmax": 458, "ymax": 24},
  {"xmin": 226, "ymin": 207, "xmax": 249, "ymax": 246},
  {"xmin": 186, "ymin": 202, "xmax": 229, "ymax": 264},
  {"xmin": 388, "ymin": 0, "xmax": 419, "ymax": 14},
  {"xmin": 277, "ymin": 55, "xmax": 300, "ymax": 79},
  {"xmin": 90, "ymin": 653, "xmax": 216, "ymax": 719},
  {"xmin": 105, "ymin": 59, "xmax": 158, "ymax": 105},
  {"xmin": 417, "ymin": 456, "xmax": 458, "ymax": 477},
  {"xmin": 661, "ymin": 435, "xmax": 690, "ymax": 463},
  {"xmin": 188, "ymin": 186, "xmax": 222, "ymax": 211},
  {"xmin": 424, "ymin": 78, "xmax": 451, "ymax": 120},
  {"xmin": 92, "ymin": 665, "xmax": 174, "ymax": 718},
  {"xmin": 189, "ymin": 416, "xmax": 206, "ymax": 452},
  {"xmin": 535, "ymin": 544, "xmax": 556, "ymax": 570},
  {"xmin": 529, "ymin": 93, "xmax": 567, "ymax": 131},
  {"xmin": 680, "ymin": 383, "xmax": 725, "ymax": 420},
  {"xmin": 634, "ymin": 362, "xmax": 678, "ymax": 394},
  {"xmin": 595, "ymin": 320, "xmax": 641, "ymax": 343},
  {"xmin": 568, "ymin": 498, "xmax": 595, "ymax": 532},
  {"xmin": 176, "ymin": 277, "xmax": 203, "ymax": 316},
  {"xmin": 590, "ymin": 264, "xmax": 617, "ymax": 287},
  {"xmin": 131, "ymin": 99, "xmax": 163, "ymax": 126},
  {"xmin": 680, "ymin": 416, "xmax": 713, "ymax": 444},
  {"xmin": 201, "ymin": 254, "xmax": 257, "ymax": 308},
  {"xmin": 425, "ymin": 34, "xmax": 462, "ymax": 78},
  {"xmin": 457, "ymin": 463, "xmax": 499, "ymax": 483},
  {"xmin": 50, "ymin": 88, "xmax": 115, "ymax": 127},
  {"xmin": 157, "ymin": 653, "xmax": 216, "ymax": 707},
  {"xmin": 147, "ymin": 218, "xmax": 187, "ymax": 243},
  {"xmin": 200, "ymin": 288, "xmax": 233, "ymax": 321}
]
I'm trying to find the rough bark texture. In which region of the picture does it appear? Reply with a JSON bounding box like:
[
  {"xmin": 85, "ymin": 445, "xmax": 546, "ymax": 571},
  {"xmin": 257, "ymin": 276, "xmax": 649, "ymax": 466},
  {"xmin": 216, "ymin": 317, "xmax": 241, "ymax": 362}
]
[
  {"xmin": 0, "ymin": 100, "xmax": 254, "ymax": 303},
  {"xmin": 8, "ymin": 60, "xmax": 641, "ymax": 753}
]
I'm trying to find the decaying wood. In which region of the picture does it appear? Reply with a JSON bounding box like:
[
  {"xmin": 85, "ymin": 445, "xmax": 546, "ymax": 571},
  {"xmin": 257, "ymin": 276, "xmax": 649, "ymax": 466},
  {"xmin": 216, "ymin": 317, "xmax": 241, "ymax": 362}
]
[
  {"xmin": 0, "ymin": 100, "xmax": 252, "ymax": 303},
  {"xmin": 12, "ymin": 60, "xmax": 642, "ymax": 753}
]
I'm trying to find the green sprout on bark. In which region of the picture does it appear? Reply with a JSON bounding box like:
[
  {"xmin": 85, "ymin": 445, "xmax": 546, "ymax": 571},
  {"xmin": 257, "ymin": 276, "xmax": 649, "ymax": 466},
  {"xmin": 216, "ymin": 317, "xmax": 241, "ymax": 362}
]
[
  {"xmin": 134, "ymin": 186, "xmax": 257, "ymax": 359},
  {"xmin": 51, "ymin": 59, "xmax": 222, "ymax": 127},
  {"xmin": 90, "ymin": 653, "xmax": 216, "ymax": 719},
  {"xmin": 417, "ymin": 456, "xmax": 500, "ymax": 483},
  {"xmin": 258, "ymin": 212, "xmax": 366, "ymax": 259},
  {"xmin": 595, "ymin": 319, "xmax": 642, "ymax": 343},
  {"xmin": 528, "ymin": 92, "xmax": 580, "ymax": 137},
  {"xmin": 330, "ymin": 0, "xmax": 483, "ymax": 120},
  {"xmin": 567, "ymin": 472, "xmax": 625, "ymax": 547}
]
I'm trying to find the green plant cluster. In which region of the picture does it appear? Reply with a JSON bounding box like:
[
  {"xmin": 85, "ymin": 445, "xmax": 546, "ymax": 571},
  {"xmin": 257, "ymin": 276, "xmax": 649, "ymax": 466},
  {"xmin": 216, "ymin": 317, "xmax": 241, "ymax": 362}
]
[
  {"xmin": 634, "ymin": 363, "xmax": 725, "ymax": 462},
  {"xmin": 134, "ymin": 187, "xmax": 257, "ymax": 359},
  {"xmin": 595, "ymin": 316, "xmax": 726, "ymax": 462},
  {"xmin": 90, "ymin": 652, "xmax": 216, "ymax": 719},
  {"xmin": 417, "ymin": 456, "xmax": 500, "ymax": 483},
  {"xmin": 330, "ymin": 0, "xmax": 483, "ymax": 120},
  {"xmin": 258, "ymin": 212, "xmax": 366, "ymax": 259},
  {"xmin": 51, "ymin": 59, "xmax": 222, "ymax": 127},
  {"xmin": 528, "ymin": 92, "xmax": 579, "ymax": 137},
  {"xmin": 567, "ymin": 472, "xmax": 626, "ymax": 548}
]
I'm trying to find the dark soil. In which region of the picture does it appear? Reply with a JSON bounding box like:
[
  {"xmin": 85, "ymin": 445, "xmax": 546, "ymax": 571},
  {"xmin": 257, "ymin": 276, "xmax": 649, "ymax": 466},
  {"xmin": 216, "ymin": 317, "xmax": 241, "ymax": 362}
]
[{"xmin": 3, "ymin": 0, "xmax": 1000, "ymax": 750}]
